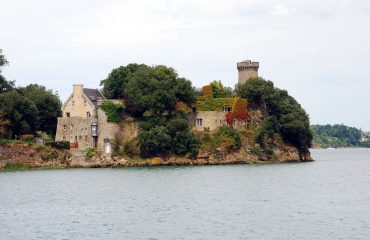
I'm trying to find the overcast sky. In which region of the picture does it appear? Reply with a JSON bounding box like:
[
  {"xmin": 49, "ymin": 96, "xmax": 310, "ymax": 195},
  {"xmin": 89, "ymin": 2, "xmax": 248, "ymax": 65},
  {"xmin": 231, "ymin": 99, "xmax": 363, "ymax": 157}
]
[{"xmin": 1, "ymin": 0, "xmax": 369, "ymax": 130}]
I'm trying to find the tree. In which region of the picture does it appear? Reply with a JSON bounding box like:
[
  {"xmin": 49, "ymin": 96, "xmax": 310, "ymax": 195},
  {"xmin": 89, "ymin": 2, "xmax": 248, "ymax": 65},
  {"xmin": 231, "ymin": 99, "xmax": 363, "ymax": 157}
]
[
  {"xmin": 166, "ymin": 118, "xmax": 199, "ymax": 156},
  {"xmin": 139, "ymin": 125, "xmax": 172, "ymax": 157},
  {"xmin": 100, "ymin": 63, "xmax": 147, "ymax": 99},
  {"xmin": 0, "ymin": 49, "xmax": 15, "ymax": 93},
  {"xmin": 237, "ymin": 77, "xmax": 312, "ymax": 153},
  {"xmin": 0, "ymin": 91, "xmax": 39, "ymax": 137},
  {"xmin": 0, "ymin": 108, "xmax": 10, "ymax": 138},
  {"xmin": 210, "ymin": 80, "xmax": 234, "ymax": 98},
  {"xmin": 17, "ymin": 84, "xmax": 62, "ymax": 135},
  {"xmin": 125, "ymin": 65, "xmax": 196, "ymax": 117}
]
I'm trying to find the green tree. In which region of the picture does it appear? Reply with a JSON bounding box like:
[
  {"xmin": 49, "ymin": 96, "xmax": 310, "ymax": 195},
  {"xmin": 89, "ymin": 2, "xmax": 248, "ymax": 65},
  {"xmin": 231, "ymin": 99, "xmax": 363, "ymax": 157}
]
[
  {"xmin": 139, "ymin": 125, "xmax": 172, "ymax": 157},
  {"xmin": 125, "ymin": 65, "xmax": 196, "ymax": 117},
  {"xmin": 210, "ymin": 80, "xmax": 234, "ymax": 98},
  {"xmin": 0, "ymin": 91, "xmax": 39, "ymax": 137},
  {"xmin": 0, "ymin": 49, "xmax": 15, "ymax": 93},
  {"xmin": 166, "ymin": 118, "xmax": 199, "ymax": 156},
  {"xmin": 18, "ymin": 84, "xmax": 62, "ymax": 135},
  {"xmin": 100, "ymin": 63, "xmax": 147, "ymax": 99},
  {"xmin": 0, "ymin": 108, "xmax": 10, "ymax": 138},
  {"xmin": 237, "ymin": 77, "xmax": 312, "ymax": 153}
]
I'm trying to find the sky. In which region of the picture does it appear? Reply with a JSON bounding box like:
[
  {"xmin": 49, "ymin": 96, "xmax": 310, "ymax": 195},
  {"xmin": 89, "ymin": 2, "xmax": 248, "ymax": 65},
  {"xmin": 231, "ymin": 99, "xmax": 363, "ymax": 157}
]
[{"xmin": 1, "ymin": 0, "xmax": 370, "ymax": 130}]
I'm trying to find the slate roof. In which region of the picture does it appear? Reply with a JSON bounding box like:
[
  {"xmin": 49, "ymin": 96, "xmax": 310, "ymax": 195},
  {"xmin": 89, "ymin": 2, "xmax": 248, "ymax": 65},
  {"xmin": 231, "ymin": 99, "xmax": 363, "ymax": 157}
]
[{"xmin": 83, "ymin": 88, "xmax": 105, "ymax": 105}]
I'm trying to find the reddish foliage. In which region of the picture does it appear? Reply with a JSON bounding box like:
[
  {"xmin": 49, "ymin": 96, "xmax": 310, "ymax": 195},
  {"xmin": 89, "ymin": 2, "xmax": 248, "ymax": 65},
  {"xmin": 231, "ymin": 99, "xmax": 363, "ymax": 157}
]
[
  {"xmin": 202, "ymin": 85, "xmax": 213, "ymax": 97},
  {"xmin": 225, "ymin": 98, "xmax": 248, "ymax": 125}
]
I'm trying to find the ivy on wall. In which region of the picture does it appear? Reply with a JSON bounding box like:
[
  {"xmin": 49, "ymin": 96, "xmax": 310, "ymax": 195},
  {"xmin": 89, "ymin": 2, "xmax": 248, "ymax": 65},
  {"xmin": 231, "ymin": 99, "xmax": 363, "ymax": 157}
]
[
  {"xmin": 101, "ymin": 100, "xmax": 125, "ymax": 122},
  {"xmin": 226, "ymin": 98, "xmax": 248, "ymax": 124},
  {"xmin": 196, "ymin": 97, "xmax": 235, "ymax": 111}
]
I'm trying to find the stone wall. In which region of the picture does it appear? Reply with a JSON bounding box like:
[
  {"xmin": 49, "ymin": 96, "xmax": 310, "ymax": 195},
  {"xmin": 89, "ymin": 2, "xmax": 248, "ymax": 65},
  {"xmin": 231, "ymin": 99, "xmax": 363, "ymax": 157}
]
[
  {"xmin": 55, "ymin": 116, "xmax": 96, "ymax": 150},
  {"xmin": 188, "ymin": 111, "xmax": 228, "ymax": 131},
  {"xmin": 188, "ymin": 111, "xmax": 247, "ymax": 132},
  {"xmin": 62, "ymin": 85, "xmax": 96, "ymax": 118},
  {"xmin": 96, "ymin": 107, "xmax": 121, "ymax": 153}
]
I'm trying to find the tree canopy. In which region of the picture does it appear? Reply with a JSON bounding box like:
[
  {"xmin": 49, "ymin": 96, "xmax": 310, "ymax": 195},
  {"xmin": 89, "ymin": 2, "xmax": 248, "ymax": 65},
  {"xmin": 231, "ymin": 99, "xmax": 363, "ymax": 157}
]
[
  {"xmin": 125, "ymin": 65, "xmax": 196, "ymax": 117},
  {"xmin": 0, "ymin": 49, "xmax": 15, "ymax": 93},
  {"xmin": 0, "ymin": 91, "xmax": 39, "ymax": 137},
  {"xmin": 100, "ymin": 63, "xmax": 146, "ymax": 99},
  {"xmin": 237, "ymin": 77, "xmax": 312, "ymax": 153},
  {"xmin": 18, "ymin": 84, "xmax": 62, "ymax": 135}
]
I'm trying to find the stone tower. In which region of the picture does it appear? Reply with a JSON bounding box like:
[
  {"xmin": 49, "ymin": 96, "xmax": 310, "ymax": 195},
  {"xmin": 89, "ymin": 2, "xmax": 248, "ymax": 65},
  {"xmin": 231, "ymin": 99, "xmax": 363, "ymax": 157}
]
[{"xmin": 237, "ymin": 60, "xmax": 259, "ymax": 85}]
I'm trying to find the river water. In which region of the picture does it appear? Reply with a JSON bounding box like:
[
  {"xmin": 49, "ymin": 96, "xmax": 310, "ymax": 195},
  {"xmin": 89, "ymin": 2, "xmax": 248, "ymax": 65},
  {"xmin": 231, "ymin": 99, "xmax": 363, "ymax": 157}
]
[{"xmin": 1, "ymin": 148, "xmax": 370, "ymax": 240}]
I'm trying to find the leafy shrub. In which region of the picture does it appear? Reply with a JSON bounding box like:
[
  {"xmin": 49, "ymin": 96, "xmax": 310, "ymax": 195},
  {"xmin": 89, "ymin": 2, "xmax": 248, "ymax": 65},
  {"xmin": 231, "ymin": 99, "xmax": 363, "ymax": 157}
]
[
  {"xmin": 124, "ymin": 138, "xmax": 140, "ymax": 157},
  {"xmin": 40, "ymin": 149, "xmax": 59, "ymax": 160},
  {"xmin": 101, "ymin": 100, "xmax": 125, "ymax": 122},
  {"xmin": 19, "ymin": 134, "xmax": 35, "ymax": 143},
  {"xmin": 83, "ymin": 148, "xmax": 97, "ymax": 158},
  {"xmin": 45, "ymin": 141, "xmax": 70, "ymax": 150},
  {"xmin": 217, "ymin": 126, "xmax": 242, "ymax": 152},
  {"xmin": 250, "ymin": 146, "xmax": 262, "ymax": 155}
]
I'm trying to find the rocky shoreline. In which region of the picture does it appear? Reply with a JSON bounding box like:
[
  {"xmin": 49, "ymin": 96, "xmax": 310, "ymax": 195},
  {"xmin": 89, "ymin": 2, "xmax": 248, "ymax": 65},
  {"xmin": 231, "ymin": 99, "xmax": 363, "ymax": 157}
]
[{"xmin": 1, "ymin": 142, "xmax": 312, "ymax": 171}]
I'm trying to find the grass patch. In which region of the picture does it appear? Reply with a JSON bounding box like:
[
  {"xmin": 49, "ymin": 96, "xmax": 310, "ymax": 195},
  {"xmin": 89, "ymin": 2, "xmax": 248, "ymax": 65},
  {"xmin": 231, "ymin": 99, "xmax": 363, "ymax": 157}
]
[{"xmin": 3, "ymin": 162, "xmax": 31, "ymax": 170}]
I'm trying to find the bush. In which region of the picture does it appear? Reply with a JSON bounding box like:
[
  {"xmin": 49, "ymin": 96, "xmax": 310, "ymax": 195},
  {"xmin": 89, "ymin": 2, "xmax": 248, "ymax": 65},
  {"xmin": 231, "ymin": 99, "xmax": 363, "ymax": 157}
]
[
  {"xmin": 217, "ymin": 126, "xmax": 242, "ymax": 152},
  {"xmin": 40, "ymin": 149, "xmax": 59, "ymax": 161},
  {"xmin": 250, "ymin": 146, "xmax": 262, "ymax": 155},
  {"xmin": 19, "ymin": 134, "xmax": 35, "ymax": 143},
  {"xmin": 139, "ymin": 126, "xmax": 171, "ymax": 157},
  {"xmin": 83, "ymin": 148, "xmax": 97, "ymax": 158},
  {"xmin": 45, "ymin": 141, "xmax": 70, "ymax": 150},
  {"xmin": 101, "ymin": 100, "xmax": 125, "ymax": 122},
  {"xmin": 124, "ymin": 138, "xmax": 140, "ymax": 157}
]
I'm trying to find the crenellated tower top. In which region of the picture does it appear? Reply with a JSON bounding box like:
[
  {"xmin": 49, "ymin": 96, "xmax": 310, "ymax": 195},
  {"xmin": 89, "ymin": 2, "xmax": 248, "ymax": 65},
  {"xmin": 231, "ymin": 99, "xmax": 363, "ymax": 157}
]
[{"xmin": 237, "ymin": 60, "xmax": 259, "ymax": 85}]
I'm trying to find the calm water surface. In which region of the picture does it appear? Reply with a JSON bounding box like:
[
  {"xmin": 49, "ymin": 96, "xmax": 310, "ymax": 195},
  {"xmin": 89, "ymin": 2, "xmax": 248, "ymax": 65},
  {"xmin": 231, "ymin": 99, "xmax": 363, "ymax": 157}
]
[{"xmin": 1, "ymin": 148, "xmax": 370, "ymax": 240}]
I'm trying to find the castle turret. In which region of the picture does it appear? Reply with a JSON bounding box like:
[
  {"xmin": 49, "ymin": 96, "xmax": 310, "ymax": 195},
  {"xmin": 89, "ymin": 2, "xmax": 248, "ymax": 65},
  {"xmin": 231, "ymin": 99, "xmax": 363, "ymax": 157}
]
[{"xmin": 237, "ymin": 60, "xmax": 259, "ymax": 85}]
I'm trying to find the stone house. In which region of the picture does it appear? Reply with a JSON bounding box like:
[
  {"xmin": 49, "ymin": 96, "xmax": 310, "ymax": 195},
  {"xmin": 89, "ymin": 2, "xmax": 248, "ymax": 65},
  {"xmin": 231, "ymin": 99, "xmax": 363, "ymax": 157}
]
[
  {"xmin": 188, "ymin": 60, "xmax": 259, "ymax": 132},
  {"xmin": 55, "ymin": 84, "xmax": 121, "ymax": 154}
]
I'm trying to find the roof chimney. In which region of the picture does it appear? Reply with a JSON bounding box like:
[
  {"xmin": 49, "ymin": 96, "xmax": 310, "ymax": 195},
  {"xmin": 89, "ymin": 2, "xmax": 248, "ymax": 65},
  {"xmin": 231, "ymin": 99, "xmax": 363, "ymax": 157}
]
[{"xmin": 73, "ymin": 84, "xmax": 83, "ymax": 98}]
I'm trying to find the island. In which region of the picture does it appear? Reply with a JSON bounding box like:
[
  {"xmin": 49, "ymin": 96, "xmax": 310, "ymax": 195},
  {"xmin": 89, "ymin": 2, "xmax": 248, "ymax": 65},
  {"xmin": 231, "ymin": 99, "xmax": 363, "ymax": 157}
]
[{"xmin": 0, "ymin": 49, "xmax": 313, "ymax": 170}]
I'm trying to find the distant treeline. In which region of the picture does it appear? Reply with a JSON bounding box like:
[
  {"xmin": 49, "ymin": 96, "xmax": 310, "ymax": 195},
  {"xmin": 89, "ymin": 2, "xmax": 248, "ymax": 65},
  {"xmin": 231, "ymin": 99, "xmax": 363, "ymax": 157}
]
[{"xmin": 311, "ymin": 124, "xmax": 370, "ymax": 148}]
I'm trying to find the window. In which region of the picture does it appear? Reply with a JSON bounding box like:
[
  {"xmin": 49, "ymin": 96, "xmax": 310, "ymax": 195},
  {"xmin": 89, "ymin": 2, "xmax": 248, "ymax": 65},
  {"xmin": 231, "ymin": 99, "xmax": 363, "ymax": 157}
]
[
  {"xmin": 63, "ymin": 125, "xmax": 67, "ymax": 130},
  {"xmin": 196, "ymin": 118, "xmax": 203, "ymax": 126},
  {"xmin": 233, "ymin": 119, "xmax": 237, "ymax": 127},
  {"xmin": 66, "ymin": 112, "xmax": 70, "ymax": 117},
  {"xmin": 87, "ymin": 112, "xmax": 91, "ymax": 117},
  {"xmin": 72, "ymin": 101, "xmax": 75, "ymax": 106},
  {"xmin": 70, "ymin": 124, "xmax": 73, "ymax": 130},
  {"xmin": 63, "ymin": 136, "xmax": 66, "ymax": 141},
  {"xmin": 84, "ymin": 100, "xmax": 87, "ymax": 106},
  {"xmin": 223, "ymin": 107, "xmax": 232, "ymax": 112}
]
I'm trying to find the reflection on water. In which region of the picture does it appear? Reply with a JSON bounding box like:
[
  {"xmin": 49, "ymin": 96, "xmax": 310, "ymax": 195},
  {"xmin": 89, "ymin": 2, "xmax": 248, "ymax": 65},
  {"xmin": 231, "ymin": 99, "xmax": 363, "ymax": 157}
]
[{"xmin": 1, "ymin": 148, "xmax": 370, "ymax": 240}]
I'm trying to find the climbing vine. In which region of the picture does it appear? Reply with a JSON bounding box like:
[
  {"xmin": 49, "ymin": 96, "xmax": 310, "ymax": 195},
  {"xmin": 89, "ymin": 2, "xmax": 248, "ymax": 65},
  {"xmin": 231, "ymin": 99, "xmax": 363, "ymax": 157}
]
[
  {"xmin": 225, "ymin": 98, "xmax": 248, "ymax": 125},
  {"xmin": 101, "ymin": 100, "xmax": 125, "ymax": 122}
]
